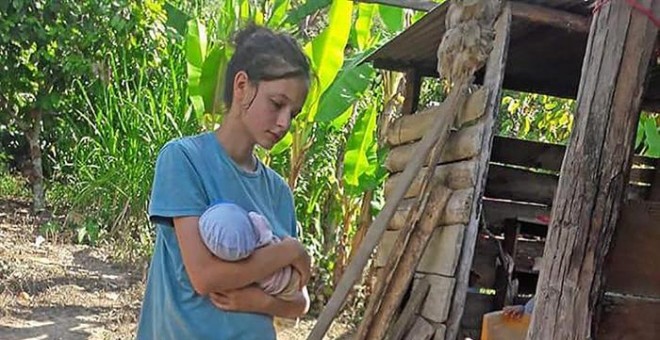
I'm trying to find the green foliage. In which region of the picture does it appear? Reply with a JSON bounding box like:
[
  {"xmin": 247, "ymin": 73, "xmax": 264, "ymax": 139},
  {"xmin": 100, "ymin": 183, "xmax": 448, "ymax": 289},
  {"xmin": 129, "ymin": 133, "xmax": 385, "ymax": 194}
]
[
  {"xmin": 301, "ymin": 0, "xmax": 354, "ymax": 123},
  {"xmin": 0, "ymin": 0, "xmax": 169, "ymax": 114},
  {"xmin": 496, "ymin": 92, "xmax": 660, "ymax": 157},
  {"xmin": 39, "ymin": 221, "xmax": 64, "ymax": 242},
  {"xmin": 56, "ymin": 48, "xmax": 198, "ymax": 257},
  {"xmin": 343, "ymin": 105, "xmax": 382, "ymax": 195},
  {"xmin": 0, "ymin": 170, "xmax": 30, "ymax": 200},
  {"xmin": 637, "ymin": 113, "xmax": 660, "ymax": 157},
  {"xmin": 0, "ymin": 0, "xmax": 174, "ymax": 212},
  {"xmin": 498, "ymin": 91, "xmax": 574, "ymax": 144},
  {"xmin": 316, "ymin": 50, "xmax": 376, "ymax": 122},
  {"xmin": 0, "ymin": 148, "xmax": 29, "ymax": 199},
  {"xmin": 355, "ymin": 3, "xmax": 377, "ymax": 50},
  {"xmin": 285, "ymin": 0, "xmax": 331, "ymax": 26},
  {"xmin": 267, "ymin": 0, "xmax": 292, "ymax": 28},
  {"xmin": 378, "ymin": 5, "xmax": 404, "ymax": 33}
]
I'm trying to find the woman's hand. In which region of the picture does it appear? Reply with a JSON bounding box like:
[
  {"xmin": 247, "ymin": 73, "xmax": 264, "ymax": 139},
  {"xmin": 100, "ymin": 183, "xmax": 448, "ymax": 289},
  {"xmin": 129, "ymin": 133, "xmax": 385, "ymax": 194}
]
[
  {"xmin": 503, "ymin": 305, "xmax": 525, "ymax": 319},
  {"xmin": 282, "ymin": 237, "xmax": 311, "ymax": 289},
  {"xmin": 210, "ymin": 286, "xmax": 309, "ymax": 318},
  {"xmin": 210, "ymin": 286, "xmax": 268, "ymax": 313}
]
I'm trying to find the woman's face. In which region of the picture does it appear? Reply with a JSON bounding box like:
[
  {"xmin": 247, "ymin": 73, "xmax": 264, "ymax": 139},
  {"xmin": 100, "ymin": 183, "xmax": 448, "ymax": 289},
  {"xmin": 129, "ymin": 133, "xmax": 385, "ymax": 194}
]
[{"xmin": 234, "ymin": 72, "xmax": 308, "ymax": 150}]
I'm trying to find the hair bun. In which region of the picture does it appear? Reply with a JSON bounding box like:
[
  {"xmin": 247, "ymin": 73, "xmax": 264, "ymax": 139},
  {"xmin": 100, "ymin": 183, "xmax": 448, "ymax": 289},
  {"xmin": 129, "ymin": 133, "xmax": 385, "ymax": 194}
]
[{"xmin": 233, "ymin": 23, "xmax": 270, "ymax": 48}]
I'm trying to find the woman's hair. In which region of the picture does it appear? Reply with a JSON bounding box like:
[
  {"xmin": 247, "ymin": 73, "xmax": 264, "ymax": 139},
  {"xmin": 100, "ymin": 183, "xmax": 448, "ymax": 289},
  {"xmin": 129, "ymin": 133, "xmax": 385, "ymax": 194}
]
[{"xmin": 224, "ymin": 24, "xmax": 312, "ymax": 107}]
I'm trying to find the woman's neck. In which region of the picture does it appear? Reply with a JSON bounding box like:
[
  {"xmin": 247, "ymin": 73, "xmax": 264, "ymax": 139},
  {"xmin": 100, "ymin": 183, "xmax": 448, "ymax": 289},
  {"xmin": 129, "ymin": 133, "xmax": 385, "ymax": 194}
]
[{"xmin": 215, "ymin": 118, "xmax": 257, "ymax": 172}]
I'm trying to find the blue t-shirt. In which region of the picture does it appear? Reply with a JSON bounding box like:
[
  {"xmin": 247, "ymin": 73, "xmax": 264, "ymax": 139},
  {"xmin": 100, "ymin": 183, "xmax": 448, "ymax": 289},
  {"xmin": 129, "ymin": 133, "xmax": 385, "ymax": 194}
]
[{"xmin": 136, "ymin": 131, "xmax": 298, "ymax": 340}]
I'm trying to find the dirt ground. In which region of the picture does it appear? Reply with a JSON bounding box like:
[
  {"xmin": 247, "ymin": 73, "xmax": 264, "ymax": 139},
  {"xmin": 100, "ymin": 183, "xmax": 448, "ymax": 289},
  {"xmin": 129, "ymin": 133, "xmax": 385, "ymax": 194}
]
[{"xmin": 0, "ymin": 198, "xmax": 354, "ymax": 340}]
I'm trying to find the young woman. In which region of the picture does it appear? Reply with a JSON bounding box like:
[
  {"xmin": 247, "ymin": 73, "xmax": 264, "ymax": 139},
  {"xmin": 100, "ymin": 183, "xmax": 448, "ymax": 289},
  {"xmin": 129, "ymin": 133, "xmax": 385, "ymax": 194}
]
[{"xmin": 136, "ymin": 24, "xmax": 313, "ymax": 339}]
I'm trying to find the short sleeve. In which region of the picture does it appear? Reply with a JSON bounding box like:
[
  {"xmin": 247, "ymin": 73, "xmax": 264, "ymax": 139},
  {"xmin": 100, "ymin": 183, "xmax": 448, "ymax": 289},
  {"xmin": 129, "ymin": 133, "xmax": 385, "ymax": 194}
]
[
  {"xmin": 278, "ymin": 185, "xmax": 298, "ymax": 238},
  {"xmin": 148, "ymin": 141, "xmax": 208, "ymax": 224}
]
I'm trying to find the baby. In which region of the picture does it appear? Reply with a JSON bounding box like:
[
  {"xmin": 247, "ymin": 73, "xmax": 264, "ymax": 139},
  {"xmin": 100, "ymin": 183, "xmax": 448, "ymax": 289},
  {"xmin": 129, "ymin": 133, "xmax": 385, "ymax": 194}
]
[{"xmin": 198, "ymin": 201, "xmax": 300, "ymax": 301}]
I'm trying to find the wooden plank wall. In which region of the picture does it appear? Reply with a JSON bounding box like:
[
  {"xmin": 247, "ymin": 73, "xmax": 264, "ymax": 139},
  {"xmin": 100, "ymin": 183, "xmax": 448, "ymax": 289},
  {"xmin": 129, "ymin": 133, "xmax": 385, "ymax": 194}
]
[
  {"xmin": 482, "ymin": 136, "xmax": 660, "ymax": 339},
  {"xmin": 598, "ymin": 201, "xmax": 660, "ymax": 339},
  {"xmin": 385, "ymin": 136, "xmax": 656, "ymax": 231},
  {"xmin": 469, "ymin": 136, "xmax": 657, "ymax": 337},
  {"xmin": 482, "ymin": 136, "xmax": 657, "ymax": 227}
]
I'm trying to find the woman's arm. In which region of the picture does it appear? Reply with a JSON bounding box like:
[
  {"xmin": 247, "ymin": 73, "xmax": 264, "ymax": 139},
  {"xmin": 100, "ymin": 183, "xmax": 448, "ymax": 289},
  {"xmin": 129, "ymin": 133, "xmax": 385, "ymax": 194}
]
[
  {"xmin": 174, "ymin": 216, "xmax": 307, "ymax": 295},
  {"xmin": 210, "ymin": 286, "xmax": 311, "ymax": 319},
  {"xmin": 260, "ymin": 287, "xmax": 310, "ymax": 319}
]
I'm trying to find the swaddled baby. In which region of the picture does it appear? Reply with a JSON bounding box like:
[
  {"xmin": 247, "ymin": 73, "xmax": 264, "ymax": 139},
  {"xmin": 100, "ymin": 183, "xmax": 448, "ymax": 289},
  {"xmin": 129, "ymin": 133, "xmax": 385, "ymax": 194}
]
[{"xmin": 198, "ymin": 201, "xmax": 300, "ymax": 301}]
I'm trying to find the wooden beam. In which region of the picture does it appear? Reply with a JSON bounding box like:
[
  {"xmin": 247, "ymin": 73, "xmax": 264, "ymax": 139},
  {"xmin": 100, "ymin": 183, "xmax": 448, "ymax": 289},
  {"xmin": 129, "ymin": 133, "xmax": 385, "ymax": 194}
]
[
  {"xmin": 491, "ymin": 136, "xmax": 658, "ymax": 173},
  {"xmin": 641, "ymin": 99, "xmax": 660, "ymax": 113},
  {"xmin": 355, "ymin": 0, "xmax": 437, "ymax": 12},
  {"xmin": 386, "ymin": 87, "xmax": 487, "ymax": 146},
  {"xmin": 491, "ymin": 136, "xmax": 564, "ymax": 171},
  {"xmin": 485, "ymin": 164, "xmax": 558, "ymax": 205},
  {"xmin": 649, "ymin": 158, "xmax": 660, "ymax": 201},
  {"xmin": 510, "ymin": 2, "xmax": 591, "ymax": 33},
  {"xmin": 482, "ymin": 198, "xmax": 551, "ymax": 229},
  {"xmin": 527, "ymin": 0, "xmax": 660, "ymax": 338},
  {"xmin": 386, "ymin": 123, "xmax": 483, "ymax": 173},
  {"xmin": 388, "ymin": 162, "xmax": 651, "ymax": 216},
  {"xmin": 402, "ymin": 69, "xmax": 423, "ymax": 115},
  {"xmin": 445, "ymin": 5, "xmax": 512, "ymax": 340}
]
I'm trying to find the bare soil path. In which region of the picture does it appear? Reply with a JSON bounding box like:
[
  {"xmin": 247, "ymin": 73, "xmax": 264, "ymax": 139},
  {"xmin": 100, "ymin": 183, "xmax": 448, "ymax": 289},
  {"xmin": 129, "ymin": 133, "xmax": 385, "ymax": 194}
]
[{"xmin": 0, "ymin": 198, "xmax": 353, "ymax": 339}]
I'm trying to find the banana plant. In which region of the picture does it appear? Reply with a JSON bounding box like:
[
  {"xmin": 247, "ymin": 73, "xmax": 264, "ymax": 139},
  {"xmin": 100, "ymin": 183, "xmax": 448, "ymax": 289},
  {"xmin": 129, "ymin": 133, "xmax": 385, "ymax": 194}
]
[
  {"xmin": 637, "ymin": 113, "xmax": 660, "ymax": 157},
  {"xmin": 183, "ymin": 0, "xmax": 271, "ymax": 130}
]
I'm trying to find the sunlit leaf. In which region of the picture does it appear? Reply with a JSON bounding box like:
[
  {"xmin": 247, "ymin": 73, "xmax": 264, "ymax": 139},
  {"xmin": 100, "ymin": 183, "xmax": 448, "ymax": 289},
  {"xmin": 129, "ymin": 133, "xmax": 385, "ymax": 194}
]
[
  {"xmin": 239, "ymin": 0, "xmax": 249, "ymax": 22},
  {"xmin": 379, "ymin": 5, "xmax": 404, "ymax": 33},
  {"xmin": 198, "ymin": 46, "xmax": 230, "ymax": 115},
  {"xmin": 302, "ymin": 0, "xmax": 354, "ymax": 122},
  {"xmin": 343, "ymin": 105, "xmax": 378, "ymax": 194},
  {"xmin": 267, "ymin": 0, "xmax": 290, "ymax": 27},
  {"xmin": 185, "ymin": 19, "xmax": 207, "ymax": 98},
  {"xmin": 286, "ymin": 0, "xmax": 331, "ymax": 25},
  {"xmin": 330, "ymin": 105, "xmax": 354, "ymax": 130},
  {"xmin": 643, "ymin": 116, "xmax": 660, "ymax": 157},
  {"xmin": 190, "ymin": 95, "xmax": 205, "ymax": 120},
  {"xmin": 355, "ymin": 3, "xmax": 376, "ymax": 50},
  {"xmin": 316, "ymin": 50, "xmax": 376, "ymax": 122}
]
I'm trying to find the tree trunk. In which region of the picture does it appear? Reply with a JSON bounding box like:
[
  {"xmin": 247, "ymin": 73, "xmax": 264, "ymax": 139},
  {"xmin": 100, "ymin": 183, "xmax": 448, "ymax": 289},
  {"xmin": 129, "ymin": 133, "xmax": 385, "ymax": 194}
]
[
  {"xmin": 26, "ymin": 109, "xmax": 45, "ymax": 213},
  {"xmin": 527, "ymin": 1, "xmax": 660, "ymax": 339}
]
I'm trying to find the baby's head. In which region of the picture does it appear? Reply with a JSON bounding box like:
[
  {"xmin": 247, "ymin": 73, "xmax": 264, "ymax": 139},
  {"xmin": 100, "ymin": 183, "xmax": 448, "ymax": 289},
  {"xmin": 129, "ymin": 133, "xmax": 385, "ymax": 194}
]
[{"xmin": 199, "ymin": 202, "xmax": 273, "ymax": 261}]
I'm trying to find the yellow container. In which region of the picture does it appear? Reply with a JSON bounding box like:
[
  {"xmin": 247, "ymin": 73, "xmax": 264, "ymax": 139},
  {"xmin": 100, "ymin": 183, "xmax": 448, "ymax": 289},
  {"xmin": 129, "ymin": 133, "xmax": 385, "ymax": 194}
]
[{"xmin": 481, "ymin": 311, "xmax": 531, "ymax": 340}]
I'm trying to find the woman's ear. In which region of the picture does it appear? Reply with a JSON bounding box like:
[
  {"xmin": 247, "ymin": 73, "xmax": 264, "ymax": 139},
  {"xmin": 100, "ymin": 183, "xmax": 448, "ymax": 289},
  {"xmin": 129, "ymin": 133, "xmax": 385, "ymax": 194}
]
[{"xmin": 233, "ymin": 71, "xmax": 252, "ymax": 109}]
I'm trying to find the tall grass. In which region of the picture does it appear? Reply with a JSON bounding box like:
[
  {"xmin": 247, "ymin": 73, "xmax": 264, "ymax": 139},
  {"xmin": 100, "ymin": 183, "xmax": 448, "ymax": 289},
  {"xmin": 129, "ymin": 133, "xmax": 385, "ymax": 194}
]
[
  {"xmin": 0, "ymin": 169, "xmax": 30, "ymax": 201},
  {"xmin": 58, "ymin": 46, "xmax": 200, "ymax": 259}
]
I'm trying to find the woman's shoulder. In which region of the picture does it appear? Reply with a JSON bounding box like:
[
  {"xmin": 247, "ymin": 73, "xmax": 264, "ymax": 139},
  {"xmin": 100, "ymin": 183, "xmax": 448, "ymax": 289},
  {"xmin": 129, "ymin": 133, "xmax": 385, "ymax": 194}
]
[
  {"xmin": 158, "ymin": 132, "xmax": 212, "ymax": 158},
  {"xmin": 261, "ymin": 165, "xmax": 290, "ymax": 193}
]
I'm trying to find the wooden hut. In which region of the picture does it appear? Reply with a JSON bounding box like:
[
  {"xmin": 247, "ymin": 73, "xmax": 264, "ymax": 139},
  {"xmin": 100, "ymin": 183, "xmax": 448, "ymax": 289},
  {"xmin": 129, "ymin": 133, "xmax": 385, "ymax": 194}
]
[{"xmin": 356, "ymin": 0, "xmax": 660, "ymax": 339}]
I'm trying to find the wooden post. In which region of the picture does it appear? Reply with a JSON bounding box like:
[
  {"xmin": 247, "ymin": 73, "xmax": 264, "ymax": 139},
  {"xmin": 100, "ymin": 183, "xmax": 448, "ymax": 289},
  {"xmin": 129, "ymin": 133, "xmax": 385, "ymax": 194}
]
[
  {"xmin": 444, "ymin": 4, "xmax": 512, "ymax": 339},
  {"xmin": 527, "ymin": 1, "xmax": 660, "ymax": 339},
  {"xmin": 402, "ymin": 69, "xmax": 422, "ymax": 115}
]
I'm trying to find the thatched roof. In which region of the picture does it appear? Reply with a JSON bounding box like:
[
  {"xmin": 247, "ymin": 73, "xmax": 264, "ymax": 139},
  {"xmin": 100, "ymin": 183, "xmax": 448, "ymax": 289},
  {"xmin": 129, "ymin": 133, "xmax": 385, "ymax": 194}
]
[{"xmin": 367, "ymin": 0, "xmax": 660, "ymax": 111}]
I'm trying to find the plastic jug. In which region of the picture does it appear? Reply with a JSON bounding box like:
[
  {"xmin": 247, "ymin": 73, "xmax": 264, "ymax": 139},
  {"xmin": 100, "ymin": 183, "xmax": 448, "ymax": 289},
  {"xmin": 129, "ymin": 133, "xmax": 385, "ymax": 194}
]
[{"xmin": 481, "ymin": 311, "xmax": 531, "ymax": 340}]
